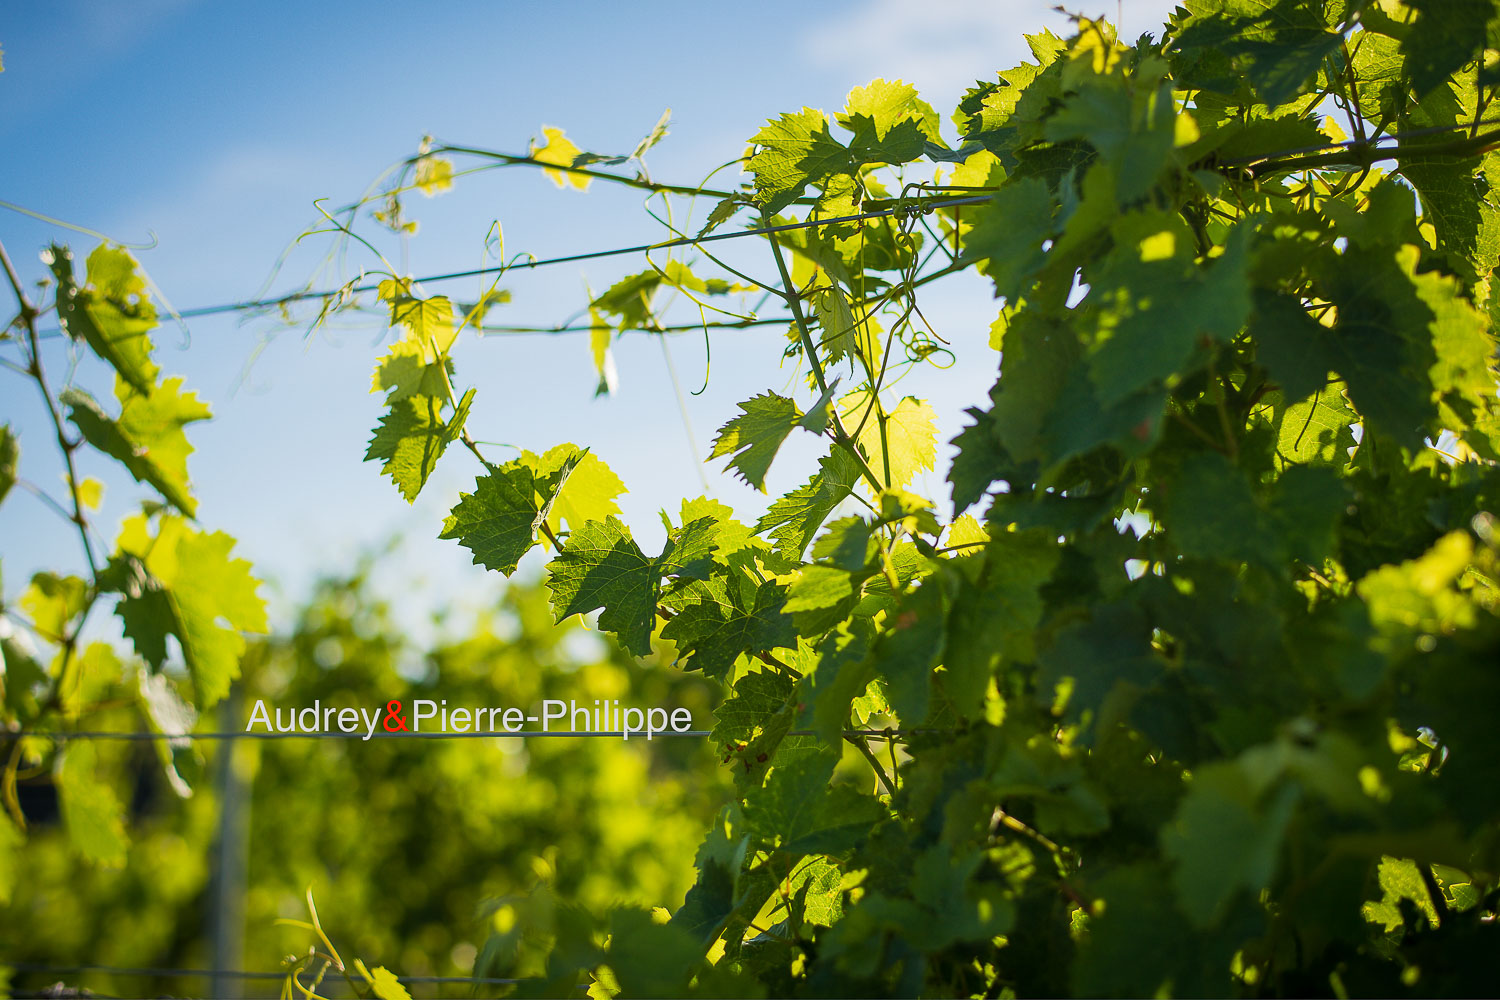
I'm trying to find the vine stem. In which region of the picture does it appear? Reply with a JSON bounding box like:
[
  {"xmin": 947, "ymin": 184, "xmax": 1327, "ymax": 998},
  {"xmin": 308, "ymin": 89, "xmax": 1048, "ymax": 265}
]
[
  {"xmin": 845, "ymin": 733, "xmax": 897, "ymax": 797},
  {"xmin": 761, "ymin": 219, "xmax": 887, "ymax": 495},
  {"xmin": 2, "ymin": 235, "xmax": 105, "ymax": 717},
  {"xmin": 1236, "ymin": 125, "xmax": 1500, "ymax": 175}
]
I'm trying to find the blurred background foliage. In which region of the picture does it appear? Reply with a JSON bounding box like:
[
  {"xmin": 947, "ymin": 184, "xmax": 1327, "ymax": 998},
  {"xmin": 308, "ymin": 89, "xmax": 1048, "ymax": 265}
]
[{"xmin": 1, "ymin": 567, "xmax": 729, "ymax": 998}]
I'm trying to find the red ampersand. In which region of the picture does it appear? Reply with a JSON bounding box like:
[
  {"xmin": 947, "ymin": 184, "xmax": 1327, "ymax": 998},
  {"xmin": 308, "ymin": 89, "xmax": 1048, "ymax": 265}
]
[{"xmin": 383, "ymin": 700, "xmax": 410, "ymax": 732}]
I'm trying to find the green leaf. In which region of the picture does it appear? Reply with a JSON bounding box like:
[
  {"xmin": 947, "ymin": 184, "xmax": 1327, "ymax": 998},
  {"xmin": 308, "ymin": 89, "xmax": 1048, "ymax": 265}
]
[
  {"xmin": 1173, "ymin": 0, "xmax": 1344, "ymax": 108},
  {"xmin": 1362, "ymin": 856, "xmax": 1442, "ymax": 931},
  {"xmin": 370, "ymin": 341, "xmax": 454, "ymax": 403},
  {"xmin": 711, "ymin": 668, "xmax": 798, "ymax": 749},
  {"xmin": 1042, "ymin": 80, "xmax": 1176, "ymax": 202},
  {"xmin": 945, "ymin": 530, "xmax": 1059, "ymax": 713},
  {"xmin": 710, "ymin": 392, "xmax": 805, "ymax": 491},
  {"xmin": 55, "ymin": 742, "xmax": 128, "ymax": 867},
  {"xmin": 875, "ymin": 581, "xmax": 945, "ymax": 725},
  {"xmin": 756, "ymin": 448, "xmax": 861, "ymax": 558},
  {"xmin": 1317, "ymin": 245, "xmax": 1443, "ymax": 450},
  {"xmin": 365, "ymin": 388, "xmax": 474, "ymax": 503},
  {"xmin": 367, "ymin": 967, "xmax": 412, "ymax": 1000},
  {"xmin": 1269, "ymin": 386, "xmax": 1357, "ymax": 466},
  {"xmin": 1038, "ymin": 602, "xmax": 1160, "ymax": 733},
  {"xmin": 1086, "ymin": 221, "xmax": 1251, "ymax": 407},
  {"xmin": 947, "ymin": 398, "xmax": 1008, "ymax": 517},
  {"xmin": 440, "ymin": 449, "xmax": 582, "ymax": 574},
  {"xmin": 1400, "ymin": 0, "xmax": 1498, "ymax": 96},
  {"xmin": 961, "ymin": 178, "xmax": 1055, "ymax": 301},
  {"xmin": 588, "ymin": 309, "xmax": 617, "ymax": 397},
  {"xmin": 835, "ymin": 79, "xmax": 936, "ymax": 164},
  {"xmin": 62, "ymin": 378, "xmax": 211, "ymax": 517},
  {"xmin": 546, "ymin": 515, "xmax": 717, "ymax": 656},
  {"xmin": 591, "ymin": 270, "xmax": 663, "ymax": 330},
  {"xmin": 748, "ymin": 108, "xmax": 853, "ymax": 213},
  {"xmin": 19, "ymin": 572, "xmax": 88, "ymax": 641},
  {"xmin": 1409, "ymin": 252, "xmax": 1498, "ymax": 432},
  {"xmin": 136, "ymin": 670, "xmax": 200, "ymax": 798},
  {"xmin": 801, "ymin": 619, "xmax": 876, "ymax": 746},
  {"xmin": 1161, "ymin": 757, "xmax": 1300, "ymax": 927},
  {"xmin": 604, "ymin": 908, "xmax": 703, "ymax": 998},
  {"xmin": 838, "ymin": 78, "xmax": 941, "ymax": 144},
  {"xmin": 0, "ymin": 812, "xmax": 21, "ymax": 904},
  {"xmin": 46, "ymin": 243, "xmax": 158, "ymax": 395},
  {"xmin": 0, "ymin": 424, "xmax": 18, "ymax": 509},
  {"xmin": 527, "ymin": 444, "xmax": 627, "ymax": 539},
  {"xmin": 1357, "ymin": 531, "xmax": 1476, "ymax": 640},
  {"xmin": 1401, "ymin": 149, "xmax": 1500, "ymax": 286},
  {"xmin": 672, "ymin": 807, "xmax": 751, "ymax": 945},
  {"xmin": 1251, "ymin": 290, "xmax": 1340, "ymax": 405},
  {"xmin": 742, "ymin": 751, "xmax": 884, "ymax": 854},
  {"xmin": 1161, "ymin": 452, "xmax": 1281, "ymax": 567},
  {"xmin": 376, "ymin": 278, "xmax": 458, "ymax": 359},
  {"xmin": 838, "ymin": 392, "xmax": 937, "ymax": 490},
  {"xmin": 662, "ymin": 578, "xmax": 797, "ymax": 680},
  {"xmin": 109, "ymin": 512, "xmax": 268, "ymax": 707}
]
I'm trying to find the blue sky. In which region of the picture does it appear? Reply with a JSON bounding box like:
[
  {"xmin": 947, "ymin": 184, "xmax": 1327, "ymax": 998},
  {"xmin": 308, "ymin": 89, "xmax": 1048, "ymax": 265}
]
[{"xmin": 1, "ymin": 0, "xmax": 1181, "ymax": 634}]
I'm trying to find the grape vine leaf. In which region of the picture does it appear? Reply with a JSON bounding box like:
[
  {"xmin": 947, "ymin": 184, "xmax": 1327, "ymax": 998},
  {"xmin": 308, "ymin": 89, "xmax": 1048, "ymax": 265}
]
[
  {"xmin": 710, "ymin": 668, "xmax": 797, "ymax": 749},
  {"xmin": 800, "ymin": 619, "xmax": 875, "ymax": 746},
  {"xmin": 440, "ymin": 450, "xmax": 583, "ymax": 574},
  {"xmin": 61, "ymin": 378, "xmax": 211, "ymax": 517},
  {"xmin": 1251, "ymin": 291, "xmax": 1340, "ymax": 405},
  {"xmin": 749, "ymin": 108, "xmax": 852, "ymax": 214},
  {"xmin": 839, "ymin": 392, "xmax": 937, "ymax": 489},
  {"xmin": 710, "ymin": 392, "xmax": 812, "ymax": 491},
  {"xmin": 1268, "ymin": 387, "xmax": 1358, "ymax": 466},
  {"xmin": 56, "ymin": 742, "xmax": 128, "ymax": 867},
  {"xmin": 839, "ymin": 79, "xmax": 941, "ymax": 143},
  {"xmin": 742, "ymin": 750, "xmax": 885, "ymax": 854},
  {"xmin": 0, "ymin": 812, "xmax": 20, "ymax": 904},
  {"xmin": 1162, "ymin": 758, "xmax": 1300, "ymax": 927},
  {"xmin": 366, "ymin": 388, "xmax": 475, "ymax": 503},
  {"xmin": 19, "ymin": 572, "xmax": 88, "ymax": 641},
  {"xmin": 46, "ymin": 244, "xmax": 158, "ymax": 395},
  {"xmin": 945, "ymin": 530, "xmax": 1059, "ymax": 712},
  {"xmin": 1319, "ymin": 245, "xmax": 1443, "ymax": 450},
  {"xmin": 1400, "ymin": 0, "xmax": 1496, "ymax": 96},
  {"xmin": 961, "ymin": 178, "xmax": 1055, "ymax": 301},
  {"xmin": 1161, "ymin": 452, "xmax": 1281, "ymax": 567},
  {"xmin": 836, "ymin": 78, "xmax": 936, "ymax": 163},
  {"xmin": 546, "ymin": 514, "xmax": 718, "ymax": 655},
  {"xmin": 371, "ymin": 280, "xmax": 458, "ymax": 402},
  {"xmin": 108, "ymin": 512, "xmax": 268, "ymax": 707},
  {"xmin": 874, "ymin": 581, "xmax": 945, "ymax": 724},
  {"xmin": 1172, "ymin": 1, "xmax": 1344, "ymax": 108},
  {"xmin": 661, "ymin": 577, "xmax": 796, "ymax": 680},
  {"xmin": 526, "ymin": 444, "xmax": 627, "ymax": 539},
  {"xmin": 0, "ymin": 423, "xmax": 16, "ymax": 508},
  {"xmin": 756, "ymin": 448, "xmax": 862, "ymax": 558},
  {"xmin": 532, "ymin": 125, "xmax": 590, "ymax": 190},
  {"xmin": 1086, "ymin": 222, "xmax": 1251, "ymax": 406}
]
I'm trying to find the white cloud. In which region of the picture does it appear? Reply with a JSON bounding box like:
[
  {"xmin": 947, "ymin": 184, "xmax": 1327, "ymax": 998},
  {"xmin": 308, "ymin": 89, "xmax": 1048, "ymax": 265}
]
[{"xmin": 802, "ymin": 0, "xmax": 1184, "ymax": 113}]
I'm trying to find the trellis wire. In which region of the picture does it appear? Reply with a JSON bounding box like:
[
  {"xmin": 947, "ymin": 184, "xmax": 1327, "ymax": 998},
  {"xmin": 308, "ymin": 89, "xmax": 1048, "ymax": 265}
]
[
  {"xmin": 4, "ymin": 728, "xmax": 920, "ymax": 742},
  {"xmin": 1, "ymin": 963, "xmax": 525, "ymax": 986}
]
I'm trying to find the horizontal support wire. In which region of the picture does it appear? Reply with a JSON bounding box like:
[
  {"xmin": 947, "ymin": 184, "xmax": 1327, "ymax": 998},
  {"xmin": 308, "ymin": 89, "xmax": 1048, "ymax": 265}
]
[
  {"xmin": 4, "ymin": 728, "xmax": 923, "ymax": 742},
  {"xmin": 10, "ymin": 115, "xmax": 1500, "ymax": 340},
  {"xmin": 1, "ymin": 962, "xmax": 525, "ymax": 986},
  {"xmin": 20, "ymin": 194, "xmax": 989, "ymax": 340}
]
